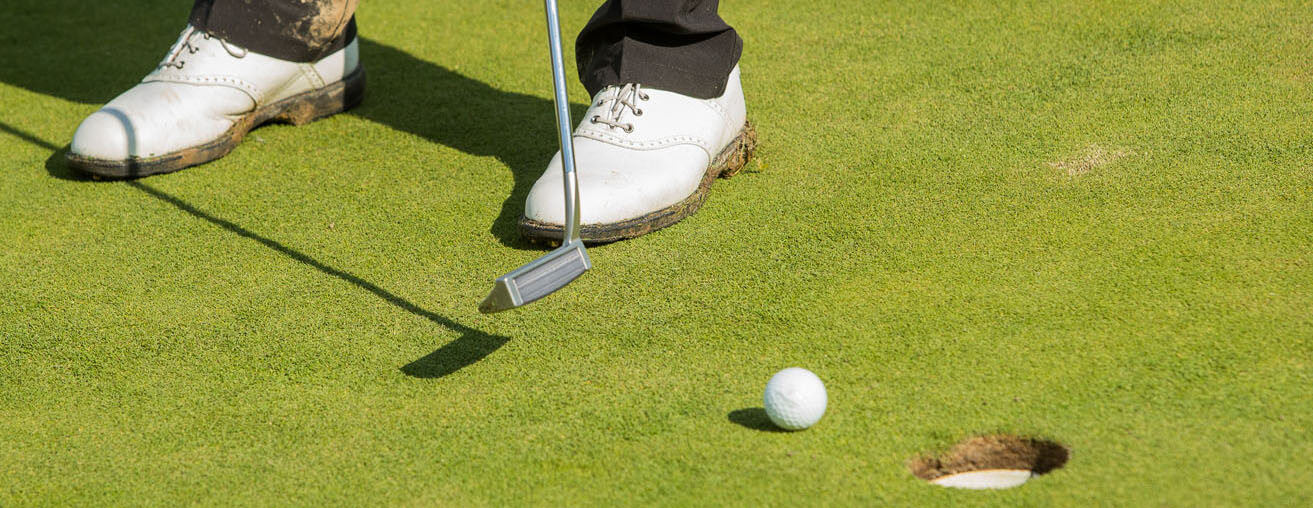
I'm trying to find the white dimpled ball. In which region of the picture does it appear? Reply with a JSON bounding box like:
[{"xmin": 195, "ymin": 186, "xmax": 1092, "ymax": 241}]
[{"xmin": 763, "ymin": 367, "xmax": 827, "ymax": 430}]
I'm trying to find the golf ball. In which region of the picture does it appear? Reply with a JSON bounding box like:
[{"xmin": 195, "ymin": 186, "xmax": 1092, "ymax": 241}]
[{"xmin": 763, "ymin": 367, "xmax": 827, "ymax": 430}]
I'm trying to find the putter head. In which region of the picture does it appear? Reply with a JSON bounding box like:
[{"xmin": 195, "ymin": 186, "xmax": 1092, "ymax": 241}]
[{"xmin": 478, "ymin": 240, "xmax": 591, "ymax": 314}]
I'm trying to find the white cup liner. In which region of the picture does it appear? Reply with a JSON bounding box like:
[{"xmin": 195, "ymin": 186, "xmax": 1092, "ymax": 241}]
[{"xmin": 930, "ymin": 469, "xmax": 1035, "ymax": 490}]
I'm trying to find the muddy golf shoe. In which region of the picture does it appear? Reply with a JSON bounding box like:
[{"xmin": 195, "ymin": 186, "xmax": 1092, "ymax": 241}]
[
  {"xmin": 520, "ymin": 65, "xmax": 756, "ymax": 244},
  {"xmin": 67, "ymin": 25, "xmax": 364, "ymax": 178}
]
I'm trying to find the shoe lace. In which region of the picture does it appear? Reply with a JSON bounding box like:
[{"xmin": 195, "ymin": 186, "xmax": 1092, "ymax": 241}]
[
  {"xmin": 159, "ymin": 27, "xmax": 248, "ymax": 70},
  {"xmin": 589, "ymin": 84, "xmax": 649, "ymax": 133}
]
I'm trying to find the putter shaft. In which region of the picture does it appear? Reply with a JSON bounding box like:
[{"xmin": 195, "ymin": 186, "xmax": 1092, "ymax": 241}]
[
  {"xmin": 478, "ymin": 0, "xmax": 590, "ymax": 314},
  {"xmin": 545, "ymin": 0, "xmax": 582, "ymax": 241}
]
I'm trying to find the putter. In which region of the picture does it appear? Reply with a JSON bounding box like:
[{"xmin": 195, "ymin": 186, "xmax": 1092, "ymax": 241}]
[{"xmin": 478, "ymin": 0, "xmax": 591, "ymax": 314}]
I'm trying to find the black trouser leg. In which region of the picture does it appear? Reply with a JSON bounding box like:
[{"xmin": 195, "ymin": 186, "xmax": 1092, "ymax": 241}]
[
  {"xmin": 188, "ymin": 0, "xmax": 358, "ymax": 63},
  {"xmin": 189, "ymin": 0, "xmax": 740, "ymax": 97},
  {"xmin": 576, "ymin": 0, "xmax": 742, "ymax": 99}
]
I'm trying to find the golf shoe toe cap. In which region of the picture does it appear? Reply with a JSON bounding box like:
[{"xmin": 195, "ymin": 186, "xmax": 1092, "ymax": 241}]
[
  {"xmin": 69, "ymin": 82, "xmax": 253, "ymax": 162},
  {"xmin": 70, "ymin": 109, "xmax": 136, "ymax": 161}
]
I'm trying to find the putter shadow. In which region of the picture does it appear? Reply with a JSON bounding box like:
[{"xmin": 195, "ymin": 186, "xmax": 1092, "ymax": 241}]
[
  {"xmin": 3, "ymin": 121, "xmax": 506, "ymax": 380},
  {"xmin": 728, "ymin": 407, "xmax": 789, "ymax": 433},
  {"xmin": 400, "ymin": 333, "xmax": 510, "ymax": 379},
  {"xmin": 124, "ymin": 179, "xmax": 510, "ymax": 380},
  {"xmin": 0, "ymin": 120, "xmax": 95, "ymax": 182},
  {"xmin": 2, "ymin": 121, "xmax": 61, "ymax": 153}
]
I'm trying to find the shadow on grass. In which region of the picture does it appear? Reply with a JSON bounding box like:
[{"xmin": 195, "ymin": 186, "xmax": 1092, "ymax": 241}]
[
  {"xmin": 401, "ymin": 334, "xmax": 510, "ymax": 379},
  {"xmin": 1, "ymin": 0, "xmax": 587, "ymax": 249},
  {"xmin": 0, "ymin": 119, "xmax": 503, "ymax": 380},
  {"xmin": 728, "ymin": 407, "xmax": 789, "ymax": 433},
  {"xmin": 0, "ymin": 1, "xmax": 606, "ymax": 379},
  {"xmin": 1, "ymin": 121, "xmax": 65, "ymax": 154},
  {"xmin": 350, "ymin": 38, "xmax": 589, "ymax": 250},
  {"xmin": 123, "ymin": 178, "xmax": 512, "ymax": 380}
]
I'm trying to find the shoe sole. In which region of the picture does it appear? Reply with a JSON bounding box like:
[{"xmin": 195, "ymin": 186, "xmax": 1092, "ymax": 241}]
[
  {"xmin": 66, "ymin": 66, "xmax": 367, "ymax": 179},
  {"xmin": 519, "ymin": 120, "xmax": 758, "ymax": 245}
]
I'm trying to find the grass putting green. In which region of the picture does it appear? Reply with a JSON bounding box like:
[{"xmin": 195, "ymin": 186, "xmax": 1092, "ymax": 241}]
[{"xmin": 3, "ymin": 0, "xmax": 1312, "ymax": 505}]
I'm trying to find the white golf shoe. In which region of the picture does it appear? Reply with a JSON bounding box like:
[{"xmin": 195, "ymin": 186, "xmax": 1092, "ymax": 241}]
[
  {"xmin": 520, "ymin": 66, "xmax": 756, "ymax": 243},
  {"xmin": 67, "ymin": 26, "xmax": 364, "ymax": 178}
]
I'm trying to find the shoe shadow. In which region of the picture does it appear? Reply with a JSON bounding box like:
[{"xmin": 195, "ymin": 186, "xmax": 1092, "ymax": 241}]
[
  {"xmin": 0, "ymin": 1, "xmax": 178, "ymax": 105},
  {"xmin": 0, "ymin": 3, "xmax": 597, "ymax": 378},
  {"xmin": 352, "ymin": 39, "xmax": 588, "ymax": 251},
  {"xmin": 727, "ymin": 407, "xmax": 789, "ymax": 433},
  {"xmin": 0, "ymin": 0, "xmax": 584, "ymax": 250},
  {"xmin": 400, "ymin": 333, "xmax": 510, "ymax": 379}
]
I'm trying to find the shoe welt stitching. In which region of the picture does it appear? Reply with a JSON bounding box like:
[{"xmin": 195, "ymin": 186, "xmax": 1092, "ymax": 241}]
[
  {"xmin": 300, "ymin": 63, "xmax": 326, "ymax": 90},
  {"xmin": 144, "ymin": 73, "xmax": 260, "ymax": 97},
  {"xmin": 576, "ymin": 130, "xmax": 712, "ymax": 154},
  {"xmin": 703, "ymin": 99, "xmax": 728, "ymax": 121}
]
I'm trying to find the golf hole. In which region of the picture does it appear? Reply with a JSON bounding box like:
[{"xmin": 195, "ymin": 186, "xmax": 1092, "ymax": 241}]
[{"xmin": 909, "ymin": 435, "xmax": 1069, "ymax": 490}]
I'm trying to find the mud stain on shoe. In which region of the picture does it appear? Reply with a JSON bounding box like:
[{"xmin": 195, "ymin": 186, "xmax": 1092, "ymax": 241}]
[
  {"xmin": 288, "ymin": 0, "xmax": 358, "ymax": 48},
  {"xmin": 1048, "ymin": 144, "xmax": 1132, "ymax": 176},
  {"xmin": 518, "ymin": 121, "xmax": 758, "ymax": 244}
]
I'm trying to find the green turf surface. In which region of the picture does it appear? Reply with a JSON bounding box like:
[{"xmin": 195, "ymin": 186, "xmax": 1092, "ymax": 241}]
[{"xmin": 3, "ymin": 0, "xmax": 1312, "ymax": 505}]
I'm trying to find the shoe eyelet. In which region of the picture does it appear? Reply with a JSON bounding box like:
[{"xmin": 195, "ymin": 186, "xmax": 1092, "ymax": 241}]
[
  {"xmin": 634, "ymin": 109, "xmax": 644, "ymax": 116},
  {"xmin": 623, "ymin": 124, "xmax": 634, "ymax": 133},
  {"xmin": 590, "ymin": 115, "xmax": 599, "ymax": 124},
  {"xmin": 639, "ymin": 93, "xmax": 650, "ymax": 101}
]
